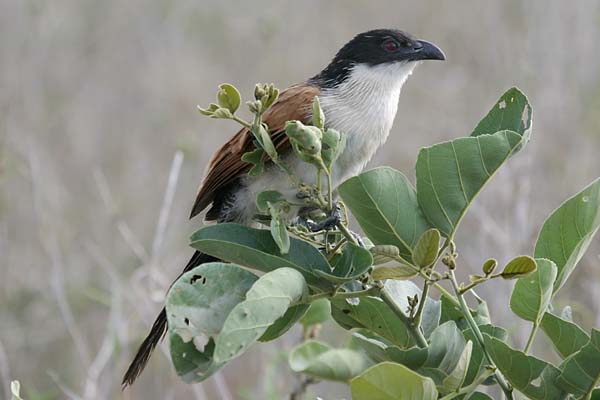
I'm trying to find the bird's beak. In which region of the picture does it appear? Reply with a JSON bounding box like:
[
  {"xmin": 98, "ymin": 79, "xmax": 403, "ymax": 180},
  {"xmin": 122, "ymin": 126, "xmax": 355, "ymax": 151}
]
[{"xmin": 411, "ymin": 40, "xmax": 446, "ymax": 61}]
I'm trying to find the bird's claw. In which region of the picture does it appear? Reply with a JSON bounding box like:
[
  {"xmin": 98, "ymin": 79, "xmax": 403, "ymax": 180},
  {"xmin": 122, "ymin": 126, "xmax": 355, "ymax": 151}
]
[{"xmin": 307, "ymin": 205, "xmax": 343, "ymax": 232}]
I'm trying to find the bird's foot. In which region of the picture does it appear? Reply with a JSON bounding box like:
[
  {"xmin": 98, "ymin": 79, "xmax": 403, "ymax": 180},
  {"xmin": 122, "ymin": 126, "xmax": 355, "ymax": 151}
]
[{"xmin": 307, "ymin": 205, "xmax": 343, "ymax": 232}]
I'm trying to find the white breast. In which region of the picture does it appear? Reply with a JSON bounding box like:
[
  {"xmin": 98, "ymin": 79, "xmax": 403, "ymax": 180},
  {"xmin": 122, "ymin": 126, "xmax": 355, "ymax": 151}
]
[
  {"xmin": 235, "ymin": 61, "xmax": 418, "ymax": 223},
  {"xmin": 319, "ymin": 61, "xmax": 418, "ymax": 185}
]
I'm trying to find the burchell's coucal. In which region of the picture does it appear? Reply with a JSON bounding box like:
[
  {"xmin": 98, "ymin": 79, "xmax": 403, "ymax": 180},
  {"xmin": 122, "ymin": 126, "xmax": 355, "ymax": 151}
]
[{"xmin": 122, "ymin": 28, "xmax": 444, "ymax": 387}]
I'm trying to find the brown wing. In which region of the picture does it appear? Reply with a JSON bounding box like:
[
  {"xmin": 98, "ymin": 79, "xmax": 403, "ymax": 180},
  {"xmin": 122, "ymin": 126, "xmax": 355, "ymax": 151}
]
[{"xmin": 190, "ymin": 83, "xmax": 320, "ymax": 220}]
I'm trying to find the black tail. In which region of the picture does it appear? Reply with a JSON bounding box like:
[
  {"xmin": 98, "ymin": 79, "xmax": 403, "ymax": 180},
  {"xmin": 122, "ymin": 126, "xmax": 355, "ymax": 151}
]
[{"xmin": 122, "ymin": 251, "xmax": 218, "ymax": 388}]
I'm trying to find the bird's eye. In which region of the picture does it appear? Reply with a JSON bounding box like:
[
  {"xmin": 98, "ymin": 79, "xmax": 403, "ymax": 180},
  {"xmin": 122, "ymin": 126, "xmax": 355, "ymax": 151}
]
[{"xmin": 383, "ymin": 39, "xmax": 399, "ymax": 52}]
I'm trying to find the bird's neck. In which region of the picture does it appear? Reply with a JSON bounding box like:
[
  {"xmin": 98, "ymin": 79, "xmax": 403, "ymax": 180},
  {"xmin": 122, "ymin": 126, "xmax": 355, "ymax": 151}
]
[{"xmin": 317, "ymin": 62, "xmax": 418, "ymax": 183}]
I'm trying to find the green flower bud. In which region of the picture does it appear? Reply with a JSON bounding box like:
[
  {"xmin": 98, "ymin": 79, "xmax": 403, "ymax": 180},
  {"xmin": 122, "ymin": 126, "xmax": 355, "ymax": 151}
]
[{"xmin": 216, "ymin": 83, "xmax": 241, "ymax": 114}]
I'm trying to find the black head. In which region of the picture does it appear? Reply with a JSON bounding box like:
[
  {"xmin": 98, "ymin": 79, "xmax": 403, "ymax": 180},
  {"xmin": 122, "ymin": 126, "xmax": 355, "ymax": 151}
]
[{"xmin": 311, "ymin": 29, "xmax": 445, "ymax": 88}]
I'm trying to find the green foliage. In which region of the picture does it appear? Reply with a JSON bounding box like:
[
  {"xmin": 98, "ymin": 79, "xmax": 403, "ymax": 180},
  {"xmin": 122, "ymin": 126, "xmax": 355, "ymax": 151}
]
[
  {"xmin": 351, "ymin": 362, "xmax": 439, "ymax": 400},
  {"xmin": 338, "ymin": 167, "xmax": 429, "ymax": 262},
  {"xmin": 169, "ymin": 84, "xmax": 600, "ymax": 399},
  {"xmin": 557, "ymin": 329, "xmax": 600, "ymax": 397},
  {"xmin": 534, "ymin": 178, "xmax": 600, "ymax": 294},
  {"xmin": 510, "ymin": 258, "xmax": 556, "ymax": 323},
  {"xmin": 289, "ymin": 340, "xmax": 371, "ymax": 381}
]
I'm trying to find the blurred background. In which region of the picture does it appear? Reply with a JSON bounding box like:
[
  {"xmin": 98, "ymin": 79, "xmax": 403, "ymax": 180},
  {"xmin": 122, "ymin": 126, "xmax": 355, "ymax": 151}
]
[{"xmin": 2, "ymin": 0, "xmax": 600, "ymax": 399}]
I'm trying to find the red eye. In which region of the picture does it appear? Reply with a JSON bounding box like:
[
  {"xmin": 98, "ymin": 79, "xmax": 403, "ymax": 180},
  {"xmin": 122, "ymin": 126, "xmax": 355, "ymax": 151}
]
[{"xmin": 383, "ymin": 40, "xmax": 399, "ymax": 52}]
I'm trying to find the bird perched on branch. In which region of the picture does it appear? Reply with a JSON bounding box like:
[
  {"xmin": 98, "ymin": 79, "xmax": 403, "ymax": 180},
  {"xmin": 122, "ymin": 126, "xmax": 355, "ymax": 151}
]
[{"xmin": 123, "ymin": 28, "xmax": 445, "ymax": 387}]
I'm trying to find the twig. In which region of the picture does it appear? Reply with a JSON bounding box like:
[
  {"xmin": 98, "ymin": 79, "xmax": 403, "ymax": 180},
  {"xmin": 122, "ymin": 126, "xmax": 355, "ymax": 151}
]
[
  {"xmin": 151, "ymin": 151, "xmax": 183, "ymax": 261},
  {"xmin": 380, "ymin": 285, "xmax": 428, "ymax": 348},
  {"xmin": 448, "ymin": 270, "xmax": 513, "ymax": 400}
]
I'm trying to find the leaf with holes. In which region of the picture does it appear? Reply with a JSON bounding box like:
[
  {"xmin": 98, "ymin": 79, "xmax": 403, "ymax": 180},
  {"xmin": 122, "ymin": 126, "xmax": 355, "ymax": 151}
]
[
  {"xmin": 471, "ymin": 87, "xmax": 532, "ymax": 141},
  {"xmin": 416, "ymin": 130, "xmax": 526, "ymax": 237},
  {"xmin": 288, "ymin": 340, "xmax": 371, "ymax": 382},
  {"xmin": 351, "ymin": 362, "xmax": 438, "ymax": 400},
  {"xmin": 214, "ymin": 268, "xmax": 308, "ymax": 363},
  {"xmin": 338, "ymin": 167, "xmax": 431, "ymax": 262},
  {"xmin": 165, "ymin": 263, "xmax": 258, "ymax": 382},
  {"xmin": 190, "ymin": 223, "xmax": 333, "ymax": 291},
  {"xmin": 510, "ymin": 258, "xmax": 557, "ymax": 324},
  {"xmin": 540, "ymin": 312, "xmax": 589, "ymax": 359},
  {"xmin": 500, "ymin": 255, "xmax": 537, "ymax": 279},
  {"xmin": 556, "ymin": 329, "xmax": 600, "ymax": 397},
  {"xmin": 166, "ymin": 263, "xmax": 258, "ymax": 340},
  {"xmin": 484, "ymin": 334, "xmax": 567, "ymax": 400},
  {"xmin": 534, "ymin": 178, "xmax": 600, "ymax": 294}
]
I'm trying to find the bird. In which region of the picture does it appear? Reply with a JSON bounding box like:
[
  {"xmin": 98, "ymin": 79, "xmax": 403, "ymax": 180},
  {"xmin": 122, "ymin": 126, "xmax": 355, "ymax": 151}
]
[{"xmin": 122, "ymin": 28, "xmax": 445, "ymax": 387}]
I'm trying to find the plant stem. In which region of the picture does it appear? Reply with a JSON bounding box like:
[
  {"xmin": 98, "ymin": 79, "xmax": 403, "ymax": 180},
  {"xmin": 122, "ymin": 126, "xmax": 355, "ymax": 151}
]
[
  {"xmin": 395, "ymin": 258, "xmax": 460, "ymax": 308},
  {"xmin": 380, "ymin": 286, "xmax": 429, "ymax": 348},
  {"xmin": 337, "ymin": 222, "xmax": 359, "ymax": 246},
  {"xmin": 232, "ymin": 115, "xmax": 252, "ymax": 129},
  {"xmin": 523, "ymin": 321, "xmax": 539, "ymax": 354},
  {"xmin": 325, "ymin": 170, "xmax": 333, "ymax": 211},
  {"xmin": 306, "ymin": 286, "xmax": 380, "ymax": 303},
  {"xmin": 439, "ymin": 367, "xmax": 496, "ymax": 400},
  {"xmin": 412, "ymin": 280, "xmax": 430, "ymax": 327},
  {"xmin": 448, "ymin": 271, "xmax": 513, "ymax": 400}
]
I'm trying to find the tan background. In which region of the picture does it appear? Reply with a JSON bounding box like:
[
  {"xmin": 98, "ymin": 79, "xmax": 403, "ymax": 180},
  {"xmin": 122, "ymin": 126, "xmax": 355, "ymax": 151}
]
[{"xmin": 2, "ymin": 1, "xmax": 600, "ymax": 399}]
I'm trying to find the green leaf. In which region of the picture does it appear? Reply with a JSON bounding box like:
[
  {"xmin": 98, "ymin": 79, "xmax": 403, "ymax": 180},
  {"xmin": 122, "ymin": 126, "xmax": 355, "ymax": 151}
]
[
  {"xmin": 534, "ymin": 178, "xmax": 600, "ymax": 294},
  {"xmin": 214, "ymin": 268, "xmax": 308, "ymax": 363},
  {"xmin": 256, "ymin": 190, "xmax": 285, "ymax": 212},
  {"xmin": 557, "ymin": 329, "xmax": 600, "ymax": 397},
  {"xmin": 372, "ymin": 265, "xmax": 417, "ymax": 281},
  {"xmin": 165, "ymin": 263, "xmax": 258, "ymax": 382},
  {"xmin": 484, "ymin": 334, "xmax": 567, "ymax": 400},
  {"xmin": 352, "ymin": 330, "xmax": 428, "ymax": 369},
  {"xmin": 416, "ymin": 130, "xmax": 525, "ymax": 237},
  {"xmin": 540, "ymin": 312, "xmax": 589, "ymax": 358},
  {"xmin": 351, "ymin": 362, "xmax": 438, "ymax": 400},
  {"xmin": 190, "ymin": 223, "xmax": 333, "ymax": 291},
  {"xmin": 314, "ymin": 243, "xmax": 373, "ymax": 283},
  {"xmin": 241, "ymin": 148, "xmax": 265, "ymax": 177},
  {"xmin": 462, "ymin": 325, "xmax": 507, "ymax": 386},
  {"xmin": 321, "ymin": 128, "xmax": 346, "ymax": 169},
  {"xmin": 216, "ymin": 83, "xmax": 241, "ymax": 113},
  {"xmin": 413, "ymin": 229, "xmax": 441, "ymax": 268},
  {"xmin": 482, "ymin": 258, "xmax": 497, "ymax": 275},
  {"xmin": 269, "ymin": 208, "xmax": 290, "ymax": 254},
  {"xmin": 166, "ymin": 263, "xmax": 258, "ymax": 339},
  {"xmin": 300, "ymin": 298, "xmax": 331, "ymax": 327},
  {"xmin": 331, "ymin": 297, "xmax": 413, "ymax": 348},
  {"xmin": 311, "ymin": 96, "xmax": 325, "ymax": 129},
  {"xmin": 419, "ymin": 321, "xmax": 470, "ymax": 393},
  {"xmin": 384, "ymin": 280, "xmax": 441, "ymax": 338},
  {"xmin": 338, "ymin": 167, "xmax": 431, "ymax": 262},
  {"xmin": 288, "ymin": 340, "xmax": 371, "ymax": 382},
  {"xmin": 169, "ymin": 332, "xmax": 221, "ymax": 383},
  {"xmin": 500, "ymin": 255, "xmax": 537, "ymax": 279},
  {"xmin": 510, "ymin": 258, "xmax": 557, "ymax": 323},
  {"xmin": 258, "ymin": 304, "xmax": 309, "ymax": 342},
  {"xmin": 370, "ymin": 244, "xmax": 402, "ymax": 265},
  {"xmin": 471, "ymin": 87, "xmax": 532, "ymax": 141}
]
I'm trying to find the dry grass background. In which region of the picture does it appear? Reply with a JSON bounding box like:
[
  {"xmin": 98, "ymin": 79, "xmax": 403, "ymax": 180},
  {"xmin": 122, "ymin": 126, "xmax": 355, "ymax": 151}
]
[{"xmin": 1, "ymin": 1, "xmax": 600, "ymax": 399}]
